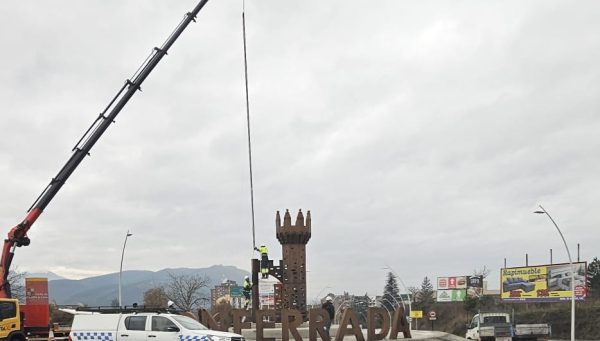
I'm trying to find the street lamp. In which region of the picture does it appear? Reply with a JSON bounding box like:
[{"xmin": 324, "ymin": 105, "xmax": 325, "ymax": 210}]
[
  {"xmin": 387, "ymin": 294, "xmax": 406, "ymax": 311},
  {"xmin": 335, "ymin": 298, "xmax": 352, "ymax": 324},
  {"xmin": 119, "ymin": 230, "xmax": 133, "ymax": 307},
  {"xmin": 383, "ymin": 265, "xmax": 412, "ymax": 330},
  {"xmin": 315, "ymin": 285, "xmax": 333, "ymax": 304},
  {"xmin": 380, "ymin": 297, "xmax": 399, "ymax": 321},
  {"xmin": 534, "ymin": 205, "xmax": 575, "ymax": 341}
]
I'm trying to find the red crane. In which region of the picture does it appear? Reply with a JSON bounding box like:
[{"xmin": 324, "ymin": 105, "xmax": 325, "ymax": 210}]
[{"xmin": 0, "ymin": 0, "xmax": 210, "ymax": 299}]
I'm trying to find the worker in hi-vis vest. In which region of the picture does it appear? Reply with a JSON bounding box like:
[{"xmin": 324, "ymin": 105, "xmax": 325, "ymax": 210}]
[
  {"xmin": 255, "ymin": 244, "xmax": 269, "ymax": 278},
  {"xmin": 242, "ymin": 275, "xmax": 252, "ymax": 309}
]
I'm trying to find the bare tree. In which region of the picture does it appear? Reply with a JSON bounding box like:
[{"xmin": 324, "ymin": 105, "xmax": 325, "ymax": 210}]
[
  {"xmin": 407, "ymin": 286, "xmax": 419, "ymax": 301},
  {"xmin": 164, "ymin": 273, "xmax": 210, "ymax": 311},
  {"xmin": 144, "ymin": 286, "xmax": 169, "ymax": 307},
  {"xmin": 8, "ymin": 267, "xmax": 27, "ymax": 302},
  {"xmin": 473, "ymin": 265, "xmax": 491, "ymax": 279}
]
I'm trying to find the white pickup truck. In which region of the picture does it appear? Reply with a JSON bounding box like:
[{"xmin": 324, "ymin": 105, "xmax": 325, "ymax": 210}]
[
  {"xmin": 465, "ymin": 313, "xmax": 551, "ymax": 341},
  {"xmin": 69, "ymin": 312, "xmax": 244, "ymax": 341}
]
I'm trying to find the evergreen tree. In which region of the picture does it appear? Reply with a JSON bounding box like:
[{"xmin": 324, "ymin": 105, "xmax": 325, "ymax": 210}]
[
  {"xmin": 416, "ymin": 276, "xmax": 434, "ymax": 311},
  {"xmin": 382, "ymin": 272, "xmax": 401, "ymax": 313},
  {"xmin": 463, "ymin": 294, "xmax": 478, "ymax": 313},
  {"xmin": 588, "ymin": 257, "xmax": 600, "ymax": 295}
]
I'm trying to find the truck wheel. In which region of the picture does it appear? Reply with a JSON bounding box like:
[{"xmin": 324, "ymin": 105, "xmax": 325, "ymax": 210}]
[{"xmin": 9, "ymin": 334, "xmax": 26, "ymax": 341}]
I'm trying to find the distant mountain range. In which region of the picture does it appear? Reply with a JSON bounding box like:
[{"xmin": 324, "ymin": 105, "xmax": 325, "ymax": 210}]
[
  {"xmin": 28, "ymin": 271, "xmax": 67, "ymax": 281},
  {"xmin": 41, "ymin": 265, "xmax": 249, "ymax": 306}
]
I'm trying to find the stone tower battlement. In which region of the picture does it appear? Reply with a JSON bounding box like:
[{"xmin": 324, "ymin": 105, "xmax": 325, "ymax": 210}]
[
  {"xmin": 276, "ymin": 209, "xmax": 311, "ymax": 245},
  {"xmin": 274, "ymin": 208, "xmax": 311, "ymax": 317}
]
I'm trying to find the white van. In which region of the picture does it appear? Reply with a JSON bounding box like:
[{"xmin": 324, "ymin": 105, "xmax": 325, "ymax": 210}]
[{"xmin": 69, "ymin": 312, "xmax": 244, "ymax": 341}]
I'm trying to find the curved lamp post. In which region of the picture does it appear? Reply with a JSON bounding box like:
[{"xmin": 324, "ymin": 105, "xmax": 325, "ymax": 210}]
[
  {"xmin": 383, "ymin": 265, "xmax": 412, "ymax": 330},
  {"xmin": 380, "ymin": 297, "xmax": 399, "ymax": 321},
  {"xmin": 335, "ymin": 298, "xmax": 352, "ymax": 324},
  {"xmin": 534, "ymin": 205, "xmax": 574, "ymax": 341},
  {"xmin": 382, "ymin": 293, "xmax": 405, "ymax": 311},
  {"xmin": 119, "ymin": 230, "xmax": 133, "ymax": 307},
  {"xmin": 315, "ymin": 285, "xmax": 333, "ymax": 303}
]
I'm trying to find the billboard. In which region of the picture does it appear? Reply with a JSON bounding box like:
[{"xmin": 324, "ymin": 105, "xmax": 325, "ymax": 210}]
[
  {"xmin": 436, "ymin": 289, "xmax": 466, "ymax": 302},
  {"xmin": 437, "ymin": 276, "xmax": 467, "ymax": 290},
  {"xmin": 259, "ymin": 281, "xmax": 276, "ymax": 306},
  {"xmin": 501, "ymin": 262, "xmax": 587, "ymax": 302},
  {"xmin": 466, "ymin": 276, "xmax": 484, "ymax": 298},
  {"xmin": 437, "ymin": 276, "xmax": 470, "ymax": 302}
]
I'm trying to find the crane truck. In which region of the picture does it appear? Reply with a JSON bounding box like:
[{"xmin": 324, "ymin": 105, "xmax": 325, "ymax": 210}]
[{"xmin": 0, "ymin": 1, "xmax": 210, "ymax": 340}]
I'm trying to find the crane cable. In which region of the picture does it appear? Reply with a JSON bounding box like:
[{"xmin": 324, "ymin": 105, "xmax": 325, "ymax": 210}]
[{"xmin": 242, "ymin": 0, "xmax": 257, "ymax": 251}]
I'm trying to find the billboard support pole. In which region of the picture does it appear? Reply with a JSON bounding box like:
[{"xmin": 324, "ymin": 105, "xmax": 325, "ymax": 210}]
[
  {"xmin": 550, "ymin": 249, "xmax": 553, "ymax": 264},
  {"xmin": 526, "ymin": 253, "xmax": 528, "ymax": 266},
  {"xmin": 534, "ymin": 205, "xmax": 575, "ymax": 341}
]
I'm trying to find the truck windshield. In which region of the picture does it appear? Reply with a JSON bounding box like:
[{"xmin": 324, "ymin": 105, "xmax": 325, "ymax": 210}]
[
  {"xmin": 172, "ymin": 315, "xmax": 209, "ymax": 330},
  {"xmin": 0, "ymin": 301, "xmax": 16, "ymax": 320},
  {"xmin": 483, "ymin": 316, "xmax": 507, "ymax": 324}
]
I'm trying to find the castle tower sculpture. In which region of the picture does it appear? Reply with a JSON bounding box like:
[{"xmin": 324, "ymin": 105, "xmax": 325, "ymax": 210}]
[{"xmin": 276, "ymin": 209, "xmax": 311, "ymax": 315}]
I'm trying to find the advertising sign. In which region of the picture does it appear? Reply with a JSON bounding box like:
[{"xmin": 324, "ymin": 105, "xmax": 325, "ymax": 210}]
[
  {"xmin": 259, "ymin": 281, "xmax": 275, "ymax": 294},
  {"xmin": 229, "ymin": 286, "xmax": 244, "ymax": 298},
  {"xmin": 501, "ymin": 262, "xmax": 587, "ymax": 302},
  {"xmin": 259, "ymin": 281, "xmax": 276, "ymax": 306},
  {"xmin": 466, "ymin": 276, "xmax": 484, "ymax": 298},
  {"xmin": 436, "ymin": 289, "xmax": 466, "ymax": 302},
  {"xmin": 25, "ymin": 277, "xmax": 49, "ymax": 305},
  {"xmin": 24, "ymin": 277, "xmax": 49, "ymax": 330},
  {"xmin": 437, "ymin": 276, "xmax": 467, "ymax": 290},
  {"xmin": 410, "ymin": 310, "xmax": 423, "ymax": 318},
  {"xmin": 467, "ymin": 276, "xmax": 483, "ymax": 288}
]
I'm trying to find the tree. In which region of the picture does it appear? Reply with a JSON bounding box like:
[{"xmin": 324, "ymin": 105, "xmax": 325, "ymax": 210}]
[
  {"xmin": 211, "ymin": 299, "xmax": 233, "ymax": 327},
  {"xmin": 415, "ymin": 276, "xmax": 434, "ymax": 311},
  {"xmin": 382, "ymin": 272, "xmax": 401, "ymax": 313},
  {"xmin": 144, "ymin": 286, "xmax": 169, "ymax": 307},
  {"xmin": 473, "ymin": 265, "xmax": 491, "ymax": 279},
  {"xmin": 110, "ymin": 298, "xmax": 119, "ymax": 307},
  {"xmin": 407, "ymin": 286, "xmax": 419, "ymax": 302},
  {"xmin": 588, "ymin": 257, "xmax": 600, "ymax": 296},
  {"xmin": 7, "ymin": 267, "xmax": 27, "ymax": 302},
  {"xmin": 463, "ymin": 294, "xmax": 479, "ymax": 313},
  {"xmin": 164, "ymin": 272, "xmax": 210, "ymax": 311}
]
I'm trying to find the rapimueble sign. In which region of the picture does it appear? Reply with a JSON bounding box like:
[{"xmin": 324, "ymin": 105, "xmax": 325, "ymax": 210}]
[{"xmin": 501, "ymin": 262, "xmax": 587, "ymax": 302}]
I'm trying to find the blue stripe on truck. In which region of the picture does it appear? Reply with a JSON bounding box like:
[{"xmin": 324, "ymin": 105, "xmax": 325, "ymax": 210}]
[
  {"xmin": 71, "ymin": 332, "xmax": 115, "ymax": 341},
  {"xmin": 179, "ymin": 336, "xmax": 213, "ymax": 341}
]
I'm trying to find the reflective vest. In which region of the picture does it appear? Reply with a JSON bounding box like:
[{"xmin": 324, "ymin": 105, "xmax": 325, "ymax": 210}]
[
  {"xmin": 259, "ymin": 245, "xmax": 268, "ymax": 255},
  {"xmin": 243, "ymin": 279, "xmax": 252, "ymax": 290}
]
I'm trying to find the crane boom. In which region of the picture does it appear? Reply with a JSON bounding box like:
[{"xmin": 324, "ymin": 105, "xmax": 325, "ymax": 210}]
[{"xmin": 0, "ymin": 0, "xmax": 210, "ymax": 298}]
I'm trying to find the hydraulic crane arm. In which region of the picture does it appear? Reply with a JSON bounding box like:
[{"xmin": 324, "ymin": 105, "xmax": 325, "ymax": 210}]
[{"xmin": 0, "ymin": 0, "xmax": 210, "ymax": 298}]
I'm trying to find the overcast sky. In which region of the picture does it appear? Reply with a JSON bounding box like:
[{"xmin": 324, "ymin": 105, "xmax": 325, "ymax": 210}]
[{"xmin": 1, "ymin": 0, "xmax": 599, "ymax": 300}]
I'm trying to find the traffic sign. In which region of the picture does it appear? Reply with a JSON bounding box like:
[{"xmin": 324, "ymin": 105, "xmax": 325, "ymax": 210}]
[
  {"xmin": 428, "ymin": 311, "xmax": 437, "ymax": 320},
  {"xmin": 229, "ymin": 286, "xmax": 244, "ymax": 297},
  {"xmin": 410, "ymin": 310, "xmax": 423, "ymax": 318}
]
